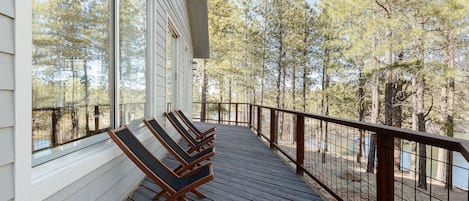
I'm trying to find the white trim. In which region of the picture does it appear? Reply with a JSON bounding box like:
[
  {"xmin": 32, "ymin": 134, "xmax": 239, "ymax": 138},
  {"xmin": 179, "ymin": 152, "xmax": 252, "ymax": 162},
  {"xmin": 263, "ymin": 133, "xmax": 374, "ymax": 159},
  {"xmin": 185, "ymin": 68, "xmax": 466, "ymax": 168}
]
[
  {"xmin": 146, "ymin": 0, "xmax": 156, "ymax": 117},
  {"xmin": 14, "ymin": 1, "xmax": 33, "ymax": 200},
  {"xmin": 31, "ymin": 127, "xmax": 152, "ymax": 200},
  {"xmin": 166, "ymin": 12, "xmax": 181, "ymax": 38},
  {"xmin": 113, "ymin": 0, "xmax": 120, "ymax": 127},
  {"xmin": 172, "ymin": 33, "xmax": 179, "ymax": 111},
  {"xmin": 166, "ymin": 13, "xmax": 180, "ymax": 112},
  {"xmin": 32, "ymin": 133, "xmax": 109, "ymax": 166},
  {"xmin": 184, "ymin": 46, "xmax": 190, "ymax": 111}
]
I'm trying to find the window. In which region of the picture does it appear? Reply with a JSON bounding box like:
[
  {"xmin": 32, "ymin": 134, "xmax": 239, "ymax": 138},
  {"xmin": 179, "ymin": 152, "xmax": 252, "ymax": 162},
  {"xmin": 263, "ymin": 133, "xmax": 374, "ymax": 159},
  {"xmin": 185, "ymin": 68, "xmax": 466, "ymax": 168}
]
[
  {"xmin": 32, "ymin": 0, "xmax": 149, "ymax": 163},
  {"xmin": 119, "ymin": 0, "xmax": 148, "ymax": 128},
  {"xmin": 166, "ymin": 24, "xmax": 178, "ymax": 112},
  {"xmin": 32, "ymin": 0, "xmax": 112, "ymax": 153}
]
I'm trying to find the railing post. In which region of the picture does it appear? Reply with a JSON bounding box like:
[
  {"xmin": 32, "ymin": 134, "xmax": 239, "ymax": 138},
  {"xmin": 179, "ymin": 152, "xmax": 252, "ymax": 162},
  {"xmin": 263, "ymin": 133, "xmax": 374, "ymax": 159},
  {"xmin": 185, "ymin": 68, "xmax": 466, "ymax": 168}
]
[
  {"xmin": 248, "ymin": 104, "xmax": 253, "ymax": 128},
  {"xmin": 296, "ymin": 114, "xmax": 304, "ymax": 175},
  {"xmin": 94, "ymin": 105, "xmax": 100, "ymax": 132},
  {"xmin": 377, "ymin": 133, "xmax": 394, "ymax": 201},
  {"xmin": 257, "ymin": 106, "xmax": 262, "ymax": 136},
  {"xmin": 51, "ymin": 110, "xmax": 58, "ymax": 147},
  {"xmin": 270, "ymin": 109, "xmax": 277, "ymax": 149},
  {"xmin": 218, "ymin": 103, "xmax": 221, "ymax": 124},
  {"xmin": 235, "ymin": 103, "xmax": 239, "ymax": 125}
]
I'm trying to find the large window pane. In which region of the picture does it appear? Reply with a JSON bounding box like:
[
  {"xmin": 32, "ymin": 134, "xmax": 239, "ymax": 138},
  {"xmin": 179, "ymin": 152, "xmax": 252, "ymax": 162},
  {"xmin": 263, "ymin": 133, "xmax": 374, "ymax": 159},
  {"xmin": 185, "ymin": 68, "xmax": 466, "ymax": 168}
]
[
  {"xmin": 32, "ymin": 0, "xmax": 111, "ymax": 152},
  {"xmin": 119, "ymin": 0, "xmax": 147, "ymax": 128}
]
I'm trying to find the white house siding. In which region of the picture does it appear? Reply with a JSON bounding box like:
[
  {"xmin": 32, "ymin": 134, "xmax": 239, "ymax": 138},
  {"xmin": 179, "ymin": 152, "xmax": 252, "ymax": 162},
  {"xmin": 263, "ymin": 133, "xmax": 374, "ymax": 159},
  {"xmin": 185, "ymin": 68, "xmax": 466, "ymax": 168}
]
[
  {"xmin": 41, "ymin": 1, "xmax": 195, "ymax": 200},
  {"xmin": 158, "ymin": 1, "xmax": 193, "ymax": 116},
  {"xmin": 43, "ymin": 135, "xmax": 166, "ymax": 201},
  {"xmin": 0, "ymin": 0, "xmax": 15, "ymax": 199}
]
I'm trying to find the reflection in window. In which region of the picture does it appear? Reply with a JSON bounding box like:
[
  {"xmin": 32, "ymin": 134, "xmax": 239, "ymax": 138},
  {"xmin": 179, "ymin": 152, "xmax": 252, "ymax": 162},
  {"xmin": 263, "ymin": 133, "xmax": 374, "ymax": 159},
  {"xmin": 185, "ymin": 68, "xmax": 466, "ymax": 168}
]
[
  {"xmin": 119, "ymin": 0, "xmax": 147, "ymax": 128},
  {"xmin": 32, "ymin": 0, "xmax": 111, "ymax": 152}
]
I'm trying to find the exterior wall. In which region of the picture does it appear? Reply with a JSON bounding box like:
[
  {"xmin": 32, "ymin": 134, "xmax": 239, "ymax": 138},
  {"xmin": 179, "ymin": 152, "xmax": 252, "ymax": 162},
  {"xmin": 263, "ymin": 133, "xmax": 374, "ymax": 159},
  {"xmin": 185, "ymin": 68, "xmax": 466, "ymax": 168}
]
[
  {"xmin": 8, "ymin": 0, "xmax": 196, "ymax": 200},
  {"xmin": 42, "ymin": 129, "xmax": 166, "ymax": 201},
  {"xmin": 168, "ymin": 0, "xmax": 193, "ymax": 117},
  {"xmin": 42, "ymin": 1, "xmax": 195, "ymax": 200},
  {"xmin": 0, "ymin": 0, "xmax": 16, "ymax": 200}
]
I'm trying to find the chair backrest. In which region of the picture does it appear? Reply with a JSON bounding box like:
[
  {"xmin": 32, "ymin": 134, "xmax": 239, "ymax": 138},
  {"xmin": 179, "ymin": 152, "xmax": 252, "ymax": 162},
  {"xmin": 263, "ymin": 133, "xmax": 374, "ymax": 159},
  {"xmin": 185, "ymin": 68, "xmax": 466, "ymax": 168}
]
[
  {"xmin": 176, "ymin": 110, "xmax": 201, "ymax": 133},
  {"xmin": 165, "ymin": 112, "xmax": 198, "ymax": 145},
  {"xmin": 144, "ymin": 118, "xmax": 191, "ymax": 163},
  {"xmin": 107, "ymin": 127, "xmax": 178, "ymax": 192}
]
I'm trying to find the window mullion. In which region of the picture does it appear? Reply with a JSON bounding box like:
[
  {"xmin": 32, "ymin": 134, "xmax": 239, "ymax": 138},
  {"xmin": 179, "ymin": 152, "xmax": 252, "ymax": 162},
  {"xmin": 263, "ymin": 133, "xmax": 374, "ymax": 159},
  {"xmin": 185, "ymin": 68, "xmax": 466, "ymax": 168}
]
[{"xmin": 111, "ymin": 0, "xmax": 120, "ymax": 128}]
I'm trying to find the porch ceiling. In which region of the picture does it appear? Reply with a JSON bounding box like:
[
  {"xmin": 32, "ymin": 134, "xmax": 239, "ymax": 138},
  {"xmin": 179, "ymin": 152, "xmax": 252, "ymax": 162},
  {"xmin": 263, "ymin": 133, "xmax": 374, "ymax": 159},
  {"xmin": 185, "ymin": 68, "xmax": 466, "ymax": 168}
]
[{"xmin": 186, "ymin": 0, "xmax": 210, "ymax": 58}]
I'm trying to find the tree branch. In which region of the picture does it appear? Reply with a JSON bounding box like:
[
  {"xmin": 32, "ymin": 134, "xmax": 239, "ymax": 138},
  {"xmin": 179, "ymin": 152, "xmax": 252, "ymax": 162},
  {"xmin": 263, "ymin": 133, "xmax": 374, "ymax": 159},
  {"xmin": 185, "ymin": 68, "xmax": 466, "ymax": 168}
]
[
  {"xmin": 424, "ymin": 94, "xmax": 434, "ymax": 119},
  {"xmin": 375, "ymin": 0, "xmax": 389, "ymax": 16}
]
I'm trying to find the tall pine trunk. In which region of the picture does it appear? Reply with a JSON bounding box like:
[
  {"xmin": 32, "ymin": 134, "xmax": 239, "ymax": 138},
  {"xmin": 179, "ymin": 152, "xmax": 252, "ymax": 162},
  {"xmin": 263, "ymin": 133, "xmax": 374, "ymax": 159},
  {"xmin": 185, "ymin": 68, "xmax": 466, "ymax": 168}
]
[
  {"xmin": 438, "ymin": 29, "xmax": 455, "ymax": 189},
  {"xmin": 302, "ymin": 2, "xmax": 308, "ymax": 112},
  {"xmin": 367, "ymin": 69, "xmax": 379, "ymax": 173},
  {"xmin": 392, "ymin": 79, "xmax": 403, "ymax": 170},
  {"xmin": 274, "ymin": 0, "xmax": 284, "ymax": 141},
  {"xmin": 357, "ymin": 66, "xmax": 365, "ymax": 163},
  {"xmin": 415, "ymin": 20, "xmax": 427, "ymax": 190},
  {"xmin": 445, "ymin": 29, "xmax": 455, "ymax": 189},
  {"xmin": 201, "ymin": 59, "xmax": 208, "ymax": 122},
  {"xmin": 411, "ymin": 76, "xmax": 418, "ymax": 176},
  {"xmin": 260, "ymin": 0, "xmax": 269, "ymax": 106},
  {"xmin": 416, "ymin": 69, "xmax": 426, "ymax": 189},
  {"xmin": 321, "ymin": 40, "xmax": 330, "ymax": 163}
]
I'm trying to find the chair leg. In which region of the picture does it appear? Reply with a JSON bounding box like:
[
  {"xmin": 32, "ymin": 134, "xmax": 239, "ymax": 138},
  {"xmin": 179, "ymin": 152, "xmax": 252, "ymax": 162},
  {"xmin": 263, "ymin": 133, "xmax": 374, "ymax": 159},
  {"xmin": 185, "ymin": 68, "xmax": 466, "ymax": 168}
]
[{"xmin": 191, "ymin": 189, "xmax": 207, "ymax": 198}]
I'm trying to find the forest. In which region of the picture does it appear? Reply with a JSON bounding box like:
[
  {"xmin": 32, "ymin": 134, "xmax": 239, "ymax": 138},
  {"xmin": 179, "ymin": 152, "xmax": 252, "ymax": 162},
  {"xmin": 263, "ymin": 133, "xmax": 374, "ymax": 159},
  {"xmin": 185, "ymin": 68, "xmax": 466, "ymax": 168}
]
[{"xmin": 193, "ymin": 0, "xmax": 469, "ymax": 191}]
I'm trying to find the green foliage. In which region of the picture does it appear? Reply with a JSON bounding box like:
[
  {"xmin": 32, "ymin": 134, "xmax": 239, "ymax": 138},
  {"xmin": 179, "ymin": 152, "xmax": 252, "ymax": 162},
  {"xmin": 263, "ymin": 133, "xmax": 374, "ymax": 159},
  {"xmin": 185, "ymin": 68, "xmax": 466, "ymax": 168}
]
[{"xmin": 197, "ymin": 0, "xmax": 469, "ymax": 129}]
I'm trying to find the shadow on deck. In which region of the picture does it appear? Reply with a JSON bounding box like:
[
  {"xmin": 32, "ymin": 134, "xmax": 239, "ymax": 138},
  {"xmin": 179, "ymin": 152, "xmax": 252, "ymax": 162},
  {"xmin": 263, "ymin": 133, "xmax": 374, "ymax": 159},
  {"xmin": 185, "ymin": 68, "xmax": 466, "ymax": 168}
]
[{"xmin": 128, "ymin": 123, "xmax": 322, "ymax": 201}]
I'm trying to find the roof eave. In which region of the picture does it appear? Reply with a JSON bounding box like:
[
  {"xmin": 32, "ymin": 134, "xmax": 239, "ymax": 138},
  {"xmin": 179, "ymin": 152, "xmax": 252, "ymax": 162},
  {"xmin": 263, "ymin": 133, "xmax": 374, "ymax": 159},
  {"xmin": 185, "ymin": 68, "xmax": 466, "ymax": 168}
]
[{"xmin": 186, "ymin": 0, "xmax": 210, "ymax": 59}]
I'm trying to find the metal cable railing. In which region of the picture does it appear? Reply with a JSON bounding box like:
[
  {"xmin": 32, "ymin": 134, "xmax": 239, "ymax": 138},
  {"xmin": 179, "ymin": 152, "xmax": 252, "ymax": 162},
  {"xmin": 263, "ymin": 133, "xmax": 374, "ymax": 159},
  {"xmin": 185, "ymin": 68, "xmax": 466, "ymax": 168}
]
[{"xmin": 193, "ymin": 102, "xmax": 469, "ymax": 201}]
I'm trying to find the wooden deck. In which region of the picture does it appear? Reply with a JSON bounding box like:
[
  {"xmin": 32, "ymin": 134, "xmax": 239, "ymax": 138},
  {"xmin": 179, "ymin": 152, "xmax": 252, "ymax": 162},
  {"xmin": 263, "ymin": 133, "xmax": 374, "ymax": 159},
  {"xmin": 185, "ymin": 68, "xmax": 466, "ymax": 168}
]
[{"xmin": 128, "ymin": 123, "xmax": 322, "ymax": 201}]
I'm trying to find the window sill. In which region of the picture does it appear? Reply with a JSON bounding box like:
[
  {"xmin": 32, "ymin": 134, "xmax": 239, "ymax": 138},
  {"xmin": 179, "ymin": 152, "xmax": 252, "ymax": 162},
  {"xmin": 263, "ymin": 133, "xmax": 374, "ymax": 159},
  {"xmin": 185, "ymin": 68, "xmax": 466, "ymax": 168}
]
[{"xmin": 31, "ymin": 127, "xmax": 152, "ymax": 200}]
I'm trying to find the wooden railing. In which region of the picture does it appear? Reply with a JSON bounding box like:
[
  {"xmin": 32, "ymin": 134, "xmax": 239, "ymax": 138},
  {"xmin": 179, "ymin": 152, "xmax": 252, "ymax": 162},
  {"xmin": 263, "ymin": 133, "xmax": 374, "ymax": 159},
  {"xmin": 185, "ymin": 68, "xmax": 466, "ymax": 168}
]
[
  {"xmin": 32, "ymin": 103, "xmax": 145, "ymax": 153},
  {"xmin": 193, "ymin": 102, "xmax": 469, "ymax": 201}
]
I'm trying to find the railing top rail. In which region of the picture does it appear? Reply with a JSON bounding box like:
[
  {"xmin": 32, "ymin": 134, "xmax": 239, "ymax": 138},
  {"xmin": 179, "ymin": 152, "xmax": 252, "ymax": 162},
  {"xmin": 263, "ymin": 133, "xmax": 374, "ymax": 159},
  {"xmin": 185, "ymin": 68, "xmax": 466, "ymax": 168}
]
[
  {"xmin": 193, "ymin": 102, "xmax": 250, "ymax": 105},
  {"xmin": 251, "ymin": 104, "xmax": 469, "ymax": 162}
]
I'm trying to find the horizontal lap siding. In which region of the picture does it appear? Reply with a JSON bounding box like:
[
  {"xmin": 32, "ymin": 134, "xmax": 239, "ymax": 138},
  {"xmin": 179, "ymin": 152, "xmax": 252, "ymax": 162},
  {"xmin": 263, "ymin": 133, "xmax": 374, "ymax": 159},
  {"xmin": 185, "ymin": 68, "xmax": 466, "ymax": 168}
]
[
  {"xmin": 158, "ymin": 0, "xmax": 193, "ymax": 140},
  {"xmin": 0, "ymin": 2, "xmax": 15, "ymax": 201}
]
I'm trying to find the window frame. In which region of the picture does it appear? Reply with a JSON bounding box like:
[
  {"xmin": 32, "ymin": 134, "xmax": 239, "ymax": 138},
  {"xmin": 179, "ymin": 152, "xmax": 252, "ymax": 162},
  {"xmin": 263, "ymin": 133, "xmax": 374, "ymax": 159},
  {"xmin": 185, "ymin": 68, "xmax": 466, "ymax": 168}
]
[
  {"xmin": 31, "ymin": 0, "xmax": 150, "ymax": 166},
  {"xmin": 166, "ymin": 17, "xmax": 180, "ymax": 112},
  {"xmin": 17, "ymin": 0, "xmax": 192, "ymax": 200}
]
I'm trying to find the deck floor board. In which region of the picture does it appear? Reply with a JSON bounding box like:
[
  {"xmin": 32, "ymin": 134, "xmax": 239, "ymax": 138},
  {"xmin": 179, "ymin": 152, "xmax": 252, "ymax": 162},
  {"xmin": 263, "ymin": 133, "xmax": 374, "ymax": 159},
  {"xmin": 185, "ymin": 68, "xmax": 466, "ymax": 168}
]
[{"xmin": 128, "ymin": 123, "xmax": 322, "ymax": 201}]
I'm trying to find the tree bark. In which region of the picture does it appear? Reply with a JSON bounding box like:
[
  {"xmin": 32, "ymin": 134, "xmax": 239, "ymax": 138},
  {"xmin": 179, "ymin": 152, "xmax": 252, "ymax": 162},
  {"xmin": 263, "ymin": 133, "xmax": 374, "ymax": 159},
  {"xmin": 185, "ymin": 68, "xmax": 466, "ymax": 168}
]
[
  {"xmin": 367, "ymin": 69, "xmax": 379, "ymax": 173},
  {"xmin": 416, "ymin": 19, "xmax": 427, "ymax": 190},
  {"xmin": 201, "ymin": 59, "xmax": 208, "ymax": 122},
  {"xmin": 302, "ymin": 2, "xmax": 308, "ymax": 112},
  {"xmin": 321, "ymin": 32, "xmax": 330, "ymax": 163},
  {"xmin": 393, "ymin": 79, "xmax": 403, "ymax": 170},
  {"xmin": 260, "ymin": 0, "xmax": 268, "ymax": 106},
  {"xmin": 357, "ymin": 66, "xmax": 365, "ymax": 163},
  {"xmin": 416, "ymin": 66, "xmax": 427, "ymax": 190},
  {"xmin": 411, "ymin": 76, "xmax": 418, "ymax": 177}
]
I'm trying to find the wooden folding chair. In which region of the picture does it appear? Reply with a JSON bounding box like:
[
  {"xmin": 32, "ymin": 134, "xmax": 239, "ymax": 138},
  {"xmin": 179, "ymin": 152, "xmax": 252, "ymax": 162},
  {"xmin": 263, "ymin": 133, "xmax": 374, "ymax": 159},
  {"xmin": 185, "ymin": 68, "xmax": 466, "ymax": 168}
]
[
  {"xmin": 164, "ymin": 112, "xmax": 214, "ymax": 153},
  {"xmin": 175, "ymin": 110, "xmax": 216, "ymax": 139},
  {"xmin": 144, "ymin": 117, "xmax": 215, "ymax": 174},
  {"xmin": 107, "ymin": 126, "xmax": 213, "ymax": 201}
]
